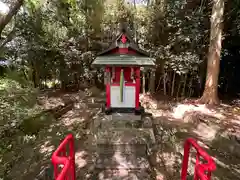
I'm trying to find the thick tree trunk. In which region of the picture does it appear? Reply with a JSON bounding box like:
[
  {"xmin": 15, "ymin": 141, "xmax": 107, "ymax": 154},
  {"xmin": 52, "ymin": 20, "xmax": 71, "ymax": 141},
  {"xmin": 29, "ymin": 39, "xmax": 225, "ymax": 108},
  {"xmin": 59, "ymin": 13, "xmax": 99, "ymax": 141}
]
[
  {"xmin": 182, "ymin": 73, "xmax": 187, "ymax": 97},
  {"xmin": 0, "ymin": 0, "xmax": 24, "ymax": 37},
  {"xmin": 171, "ymin": 71, "xmax": 176, "ymax": 96},
  {"xmin": 149, "ymin": 69, "xmax": 156, "ymax": 94},
  {"xmin": 199, "ymin": 0, "xmax": 225, "ymax": 105},
  {"xmin": 163, "ymin": 71, "xmax": 167, "ymax": 95}
]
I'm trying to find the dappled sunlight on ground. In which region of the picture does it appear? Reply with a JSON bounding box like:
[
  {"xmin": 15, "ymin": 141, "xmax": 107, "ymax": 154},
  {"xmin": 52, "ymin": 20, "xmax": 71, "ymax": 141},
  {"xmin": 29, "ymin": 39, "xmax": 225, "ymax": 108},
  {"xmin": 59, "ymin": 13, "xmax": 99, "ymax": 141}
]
[
  {"xmin": 140, "ymin": 93, "xmax": 240, "ymax": 179},
  {"xmin": 140, "ymin": 93, "xmax": 159, "ymax": 110},
  {"xmin": 38, "ymin": 96, "xmax": 64, "ymax": 109},
  {"xmin": 114, "ymin": 151, "xmax": 131, "ymax": 169},
  {"xmin": 2, "ymin": 89, "xmax": 103, "ymax": 180},
  {"xmin": 39, "ymin": 140, "xmax": 55, "ymax": 155},
  {"xmin": 172, "ymin": 104, "xmax": 213, "ymax": 119},
  {"xmin": 75, "ymin": 150, "xmax": 88, "ymax": 169},
  {"xmin": 193, "ymin": 122, "xmax": 220, "ymax": 141},
  {"xmin": 231, "ymin": 118, "xmax": 240, "ymax": 125},
  {"xmin": 156, "ymin": 174, "xmax": 165, "ymax": 180},
  {"xmin": 60, "ymin": 110, "xmax": 86, "ymax": 126},
  {"xmin": 171, "ymin": 103, "xmax": 227, "ymax": 122},
  {"xmin": 4, "ymin": 91, "xmax": 240, "ymax": 179}
]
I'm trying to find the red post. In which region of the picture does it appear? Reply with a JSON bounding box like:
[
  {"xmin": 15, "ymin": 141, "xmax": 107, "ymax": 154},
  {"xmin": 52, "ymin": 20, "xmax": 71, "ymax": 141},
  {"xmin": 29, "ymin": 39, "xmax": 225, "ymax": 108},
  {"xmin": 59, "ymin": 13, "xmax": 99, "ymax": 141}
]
[
  {"xmin": 52, "ymin": 134, "xmax": 76, "ymax": 180},
  {"xmin": 135, "ymin": 68, "xmax": 140, "ymax": 109},
  {"xmin": 181, "ymin": 138, "xmax": 216, "ymax": 180},
  {"xmin": 106, "ymin": 67, "xmax": 111, "ymax": 108},
  {"xmin": 69, "ymin": 135, "xmax": 76, "ymax": 180}
]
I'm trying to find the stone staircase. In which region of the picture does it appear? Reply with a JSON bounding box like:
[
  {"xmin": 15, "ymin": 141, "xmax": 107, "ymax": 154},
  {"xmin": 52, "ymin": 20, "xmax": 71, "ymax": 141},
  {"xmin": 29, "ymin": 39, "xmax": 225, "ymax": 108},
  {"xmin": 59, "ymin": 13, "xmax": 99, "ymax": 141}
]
[{"xmin": 92, "ymin": 113, "xmax": 156, "ymax": 180}]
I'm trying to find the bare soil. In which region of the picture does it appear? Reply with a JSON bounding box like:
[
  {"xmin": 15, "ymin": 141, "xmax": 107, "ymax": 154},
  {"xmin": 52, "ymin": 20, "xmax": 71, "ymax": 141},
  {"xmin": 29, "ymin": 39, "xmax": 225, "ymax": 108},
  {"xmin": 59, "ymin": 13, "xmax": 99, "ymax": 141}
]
[
  {"xmin": 140, "ymin": 93, "xmax": 240, "ymax": 180},
  {"xmin": 1, "ymin": 89, "xmax": 104, "ymax": 180},
  {"xmin": 2, "ymin": 90, "xmax": 240, "ymax": 180}
]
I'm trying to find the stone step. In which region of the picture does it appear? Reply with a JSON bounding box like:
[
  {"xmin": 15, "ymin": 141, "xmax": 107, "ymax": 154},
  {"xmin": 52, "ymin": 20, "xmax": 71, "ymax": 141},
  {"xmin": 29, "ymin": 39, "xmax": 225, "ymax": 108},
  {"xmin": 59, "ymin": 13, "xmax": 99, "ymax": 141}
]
[
  {"xmin": 94, "ymin": 113, "xmax": 153, "ymax": 129},
  {"xmin": 96, "ymin": 153, "xmax": 149, "ymax": 170},
  {"xmin": 109, "ymin": 113, "xmax": 142, "ymax": 121},
  {"xmin": 96, "ymin": 144, "xmax": 147, "ymax": 155},
  {"xmin": 94, "ymin": 169, "xmax": 152, "ymax": 180},
  {"xmin": 96, "ymin": 128, "xmax": 155, "ymax": 145},
  {"xmin": 87, "ymin": 103, "xmax": 102, "ymax": 108}
]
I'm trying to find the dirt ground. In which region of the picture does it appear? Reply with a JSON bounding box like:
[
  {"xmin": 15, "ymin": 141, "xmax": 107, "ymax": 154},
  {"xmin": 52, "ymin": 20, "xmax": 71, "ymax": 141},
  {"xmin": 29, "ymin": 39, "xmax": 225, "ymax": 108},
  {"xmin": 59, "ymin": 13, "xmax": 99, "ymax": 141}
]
[
  {"xmin": 1, "ymin": 88, "xmax": 104, "ymax": 180},
  {"xmin": 2, "ymin": 90, "xmax": 240, "ymax": 180},
  {"xmin": 140, "ymin": 93, "xmax": 240, "ymax": 180}
]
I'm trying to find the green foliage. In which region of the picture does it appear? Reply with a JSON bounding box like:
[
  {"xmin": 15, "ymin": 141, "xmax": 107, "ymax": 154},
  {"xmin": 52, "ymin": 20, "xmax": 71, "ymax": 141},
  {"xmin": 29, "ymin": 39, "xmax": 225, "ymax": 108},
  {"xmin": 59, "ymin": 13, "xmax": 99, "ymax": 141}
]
[
  {"xmin": 25, "ymin": 0, "xmax": 43, "ymax": 10},
  {"xmin": 1, "ymin": 0, "xmax": 240, "ymax": 95},
  {"xmin": 19, "ymin": 112, "xmax": 54, "ymax": 135},
  {"xmin": 4, "ymin": 70, "xmax": 30, "ymax": 86},
  {"xmin": 0, "ymin": 73, "xmax": 40, "ymax": 137}
]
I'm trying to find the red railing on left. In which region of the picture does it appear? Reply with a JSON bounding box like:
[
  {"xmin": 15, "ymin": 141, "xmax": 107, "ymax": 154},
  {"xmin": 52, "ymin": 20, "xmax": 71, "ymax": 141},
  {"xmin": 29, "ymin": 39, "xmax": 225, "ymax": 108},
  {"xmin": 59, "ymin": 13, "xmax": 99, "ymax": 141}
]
[{"xmin": 51, "ymin": 134, "xmax": 76, "ymax": 180}]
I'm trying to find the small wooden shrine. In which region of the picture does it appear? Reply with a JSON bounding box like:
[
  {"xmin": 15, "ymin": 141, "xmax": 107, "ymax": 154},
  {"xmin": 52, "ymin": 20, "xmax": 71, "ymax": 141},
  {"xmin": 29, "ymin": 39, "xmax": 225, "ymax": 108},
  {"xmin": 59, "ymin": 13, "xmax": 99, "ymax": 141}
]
[{"xmin": 92, "ymin": 27, "xmax": 155, "ymax": 115}]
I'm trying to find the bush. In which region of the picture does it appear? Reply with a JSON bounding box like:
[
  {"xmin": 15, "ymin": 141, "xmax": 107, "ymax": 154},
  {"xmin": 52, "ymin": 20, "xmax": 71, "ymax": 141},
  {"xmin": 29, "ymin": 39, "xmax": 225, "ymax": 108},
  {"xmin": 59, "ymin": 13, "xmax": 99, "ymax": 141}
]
[{"xmin": 0, "ymin": 76, "xmax": 41, "ymax": 137}]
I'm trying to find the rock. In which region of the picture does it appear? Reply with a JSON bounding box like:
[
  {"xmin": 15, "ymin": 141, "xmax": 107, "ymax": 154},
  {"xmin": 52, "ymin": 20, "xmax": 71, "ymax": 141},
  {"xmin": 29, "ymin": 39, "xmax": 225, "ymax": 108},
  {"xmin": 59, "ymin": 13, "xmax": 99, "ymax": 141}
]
[
  {"xmin": 142, "ymin": 116, "xmax": 153, "ymax": 128},
  {"xmin": 96, "ymin": 154, "xmax": 150, "ymax": 169},
  {"xmin": 78, "ymin": 90, "xmax": 85, "ymax": 98},
  {"xmin": 157, "ymin": 102, "xmax": 172, "ymax": 111},
  {"xmin": 87, "ymin": 86, "xmax": 101, "ymax": 97},
  {"xmin": 182, "ymin": 111, "xmax": 200, "ymax": 124},
  {"xmin": 95, "ymin": 128, "xmax": 155, "ymax": 145}
]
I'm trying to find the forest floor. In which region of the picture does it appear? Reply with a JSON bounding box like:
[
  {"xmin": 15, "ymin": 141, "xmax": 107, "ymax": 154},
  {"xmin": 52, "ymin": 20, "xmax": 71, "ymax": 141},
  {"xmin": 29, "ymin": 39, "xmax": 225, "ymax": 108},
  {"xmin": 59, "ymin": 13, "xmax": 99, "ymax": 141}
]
[
  {"xmin": 2, "ymin": 89, "xmax": 240, "ymax": 180},
  {"xmin": 140, "ymin": 94, "xmax": 240, "ymax": 180},
  {"xmin": 1, "ymin": 87, "xmax": 105, "ymax": 180}
]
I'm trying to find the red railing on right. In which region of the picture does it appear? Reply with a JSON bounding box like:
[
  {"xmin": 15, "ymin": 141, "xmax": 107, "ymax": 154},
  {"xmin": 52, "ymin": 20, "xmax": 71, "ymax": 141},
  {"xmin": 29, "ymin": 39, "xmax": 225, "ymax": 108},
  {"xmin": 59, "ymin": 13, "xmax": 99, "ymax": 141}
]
[{"xmin": 181, "ymin": 138, "xmax": 216, "ymax": 180}]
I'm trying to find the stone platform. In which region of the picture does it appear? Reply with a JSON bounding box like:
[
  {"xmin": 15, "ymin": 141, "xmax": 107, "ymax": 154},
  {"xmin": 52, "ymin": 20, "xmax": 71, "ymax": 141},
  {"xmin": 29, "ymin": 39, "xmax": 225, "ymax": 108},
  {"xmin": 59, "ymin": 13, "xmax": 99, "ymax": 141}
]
[{"xmin": 92, "ymin": 113, "xmax": 155, "ymax": 180}]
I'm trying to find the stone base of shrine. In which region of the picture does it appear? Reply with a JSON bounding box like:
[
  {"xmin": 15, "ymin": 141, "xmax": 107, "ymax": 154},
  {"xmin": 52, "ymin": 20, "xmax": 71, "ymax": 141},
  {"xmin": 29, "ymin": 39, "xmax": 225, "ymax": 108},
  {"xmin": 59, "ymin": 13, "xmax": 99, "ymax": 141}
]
[
  {"xmin": 91, "ymin": 113, "xmax": 156, "ymax": 180},
  {"xmin": 102, "ymin": 103, "xmax": 145, "ymax": 115}
]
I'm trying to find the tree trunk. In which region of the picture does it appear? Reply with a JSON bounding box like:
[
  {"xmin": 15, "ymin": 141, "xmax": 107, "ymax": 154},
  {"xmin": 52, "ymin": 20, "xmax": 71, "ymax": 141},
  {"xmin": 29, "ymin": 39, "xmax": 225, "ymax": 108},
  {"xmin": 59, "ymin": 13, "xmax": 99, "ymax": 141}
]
[
  {"xmin": 163, "ymin": 71, "xmax": 167, "ymax": 95},
  {"xmin": 199, "ymin": 0, "xmax": 225, "ymax": 105},
  {"xmin": 176, "ymin": 76, "xmax": 182, "ymax": 100},
  {"xmin": 156, "ymin": 76, "xmax": 162, "ymax": 92},
  {"xmin": 171, "ymin": 71, "xmax": 176, "ymax": 96},
  {"xmin": 149, "ymin": 69, "xmax": 156, "ymax": 94},
  {"xmin": 182, "ymin": 73, "xmax": 188, "ymax": 97},
  {"xmin": 188, "ymin": 76, "xmax": 193, "ymax": 97},
  {"xmin": 0, "ymin": 0, "xmax": 24, "ymax": 37}
]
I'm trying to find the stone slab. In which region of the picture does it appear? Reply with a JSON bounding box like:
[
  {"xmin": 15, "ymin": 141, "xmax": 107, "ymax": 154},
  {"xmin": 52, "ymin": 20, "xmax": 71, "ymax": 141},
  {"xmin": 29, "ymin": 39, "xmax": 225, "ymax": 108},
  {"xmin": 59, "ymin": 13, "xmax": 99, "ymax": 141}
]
[
  {"xmin": 96, "ymin": 144, "xmax": 147, "ymax": 155},
  {"xmin": 96, "ymin": 119, "xmax": 143, "ymax": 129},
  {"xmin": 93, "ymin": 113, "xmax": 153, "ymax": 129},
  {"xmin": 96, "ymin": 128, "xmax": 155, "ymax": 145},
  {"xmin": 108, "ymin": 113, "xmax": 142, "ymax": 121},
  {"xmin": 96, "ymin": 153, "xmax": 149, "ymax": 169},
  {"xmin": 95, "ymin": 169, "xmax": 152, "ymax": 180}
]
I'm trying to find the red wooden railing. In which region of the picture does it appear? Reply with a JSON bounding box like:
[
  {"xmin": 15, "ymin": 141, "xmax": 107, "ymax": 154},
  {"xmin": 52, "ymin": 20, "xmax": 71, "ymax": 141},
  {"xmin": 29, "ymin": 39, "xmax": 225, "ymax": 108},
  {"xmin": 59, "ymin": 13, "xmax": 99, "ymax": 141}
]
[
  {"xmin": 52, "ymin": 135, "xmax": 216, "ymax": 180},
  {"xmin": 51, "ymin": 134, "xmax": 76, "ymax": 180},
  {"xmin": 181, "ymin": 138, "xmax": 216, "ymax": 180}
]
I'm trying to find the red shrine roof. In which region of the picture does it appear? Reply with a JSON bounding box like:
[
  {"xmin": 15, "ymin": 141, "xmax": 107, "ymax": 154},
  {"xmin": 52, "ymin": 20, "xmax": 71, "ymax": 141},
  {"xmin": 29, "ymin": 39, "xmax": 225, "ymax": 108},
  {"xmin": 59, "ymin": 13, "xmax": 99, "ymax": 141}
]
[
  {"xmin": 98, "ymin": 29, "xmax": 149, "ymax": 56},
  {"xmin": 92, "ymin": 27, "xmax": 155, "ymax": 67}
]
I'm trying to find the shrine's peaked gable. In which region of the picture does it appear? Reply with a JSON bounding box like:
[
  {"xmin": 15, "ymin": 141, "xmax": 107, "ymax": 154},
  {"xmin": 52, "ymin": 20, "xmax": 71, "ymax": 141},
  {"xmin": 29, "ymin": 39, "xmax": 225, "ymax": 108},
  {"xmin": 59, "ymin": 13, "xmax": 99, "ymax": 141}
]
[
  {"xmin": 97, "ymin": 30, "xmax": 149, "ymax": 56},
  {"xmin": 92, "ymin": 28, "xmax": 155, "ymax": 67}
]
